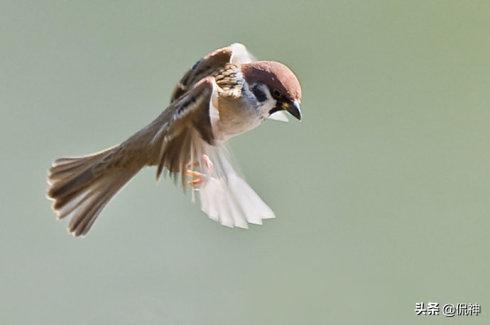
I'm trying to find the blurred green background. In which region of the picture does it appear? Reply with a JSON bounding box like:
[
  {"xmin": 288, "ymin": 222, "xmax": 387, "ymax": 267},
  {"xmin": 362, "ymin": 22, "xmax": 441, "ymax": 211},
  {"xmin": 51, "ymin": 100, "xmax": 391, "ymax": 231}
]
[{"xmin": 1, "ymin": 1, "xmax": 489, "ymax": 324}]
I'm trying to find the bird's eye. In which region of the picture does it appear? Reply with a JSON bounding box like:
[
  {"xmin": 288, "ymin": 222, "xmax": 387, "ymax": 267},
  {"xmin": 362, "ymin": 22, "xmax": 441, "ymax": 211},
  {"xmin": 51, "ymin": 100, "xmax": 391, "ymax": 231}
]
[{"xmin": 272, "ymin": 89, "xmax": 282, "ymax": 99}]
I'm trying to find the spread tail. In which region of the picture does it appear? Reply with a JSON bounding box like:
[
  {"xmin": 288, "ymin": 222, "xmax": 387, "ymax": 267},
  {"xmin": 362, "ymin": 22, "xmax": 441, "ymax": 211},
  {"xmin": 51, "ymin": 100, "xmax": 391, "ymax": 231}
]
[{"xmin": 46, "ymin": 147, "xmax": 141, "ymax": 237}]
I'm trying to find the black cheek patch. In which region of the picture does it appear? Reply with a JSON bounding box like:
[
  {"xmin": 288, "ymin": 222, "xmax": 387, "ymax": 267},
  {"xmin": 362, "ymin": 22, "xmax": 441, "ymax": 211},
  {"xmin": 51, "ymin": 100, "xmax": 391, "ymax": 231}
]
[{"xmin": 251, "ymin": 85, "xmax": 267, "ymax": 102}]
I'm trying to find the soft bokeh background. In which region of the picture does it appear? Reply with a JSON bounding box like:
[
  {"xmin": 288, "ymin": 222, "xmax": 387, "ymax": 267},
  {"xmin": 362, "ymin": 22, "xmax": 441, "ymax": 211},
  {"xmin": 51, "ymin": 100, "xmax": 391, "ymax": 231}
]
[{"xmin": 1, "ymin": 1, "xmax": 489, "ymax": 324}]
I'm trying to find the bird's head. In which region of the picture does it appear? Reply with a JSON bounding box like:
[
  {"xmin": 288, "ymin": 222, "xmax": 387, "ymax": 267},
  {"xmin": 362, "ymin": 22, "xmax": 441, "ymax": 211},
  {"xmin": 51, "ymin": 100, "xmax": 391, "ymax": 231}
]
[{"xmin": 242, "ymin": 61, "xmax": 302, "ymax": 120}]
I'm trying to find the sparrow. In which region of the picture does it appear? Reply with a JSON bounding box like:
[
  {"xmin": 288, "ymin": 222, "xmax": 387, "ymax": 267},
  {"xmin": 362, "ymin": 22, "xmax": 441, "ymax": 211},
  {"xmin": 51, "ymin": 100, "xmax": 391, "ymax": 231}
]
[{"xmin": 47, "ymin": 43, "xmax": 302, "ymax": 237}]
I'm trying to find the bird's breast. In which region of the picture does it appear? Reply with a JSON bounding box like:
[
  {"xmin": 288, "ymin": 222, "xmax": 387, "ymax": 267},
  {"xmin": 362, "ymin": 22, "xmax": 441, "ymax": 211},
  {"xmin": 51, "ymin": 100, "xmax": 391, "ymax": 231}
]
[{"xmin": 213, "ymin": 96, "xmax": 262, "ymax": 142}]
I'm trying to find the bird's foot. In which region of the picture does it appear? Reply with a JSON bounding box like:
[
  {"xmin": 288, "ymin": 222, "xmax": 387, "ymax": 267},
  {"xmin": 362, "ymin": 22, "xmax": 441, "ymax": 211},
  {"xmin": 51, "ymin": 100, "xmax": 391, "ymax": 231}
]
[
  {"xmin": 185, "ymin": 170, "xmax": 206, "ymax": 187},
  {"xmin": 186, "ymin": 155, "xmax": 213, "ymax": 189},
  {"xmin": 201, "ymin": 154, "xmax": 213, "ymax": 170}
]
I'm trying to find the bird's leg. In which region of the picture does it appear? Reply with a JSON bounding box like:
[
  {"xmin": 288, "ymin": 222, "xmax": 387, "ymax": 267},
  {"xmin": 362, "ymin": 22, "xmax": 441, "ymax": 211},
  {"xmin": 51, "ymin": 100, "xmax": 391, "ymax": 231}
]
[
  {"xmin": 201, "ymin": 154, "xmax": 213, "ymax": 170},
  {"xmin": 185, "ymin": 154, "xmax": 213, "ymax": 189}
]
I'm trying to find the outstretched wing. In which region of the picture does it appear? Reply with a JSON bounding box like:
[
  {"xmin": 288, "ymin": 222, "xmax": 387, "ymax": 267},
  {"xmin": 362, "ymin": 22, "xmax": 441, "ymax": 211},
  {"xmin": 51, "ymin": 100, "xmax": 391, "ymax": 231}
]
[
  {"xmin": 170, "ymin": 43, "xmax": 255, "ymax": 102},
  {"xmin": 197, "ymin": 146, "xmax": 276, "ymax": 228},
  {"xmin": 130, "ymin": 77, "xmax": 219, "ymax": 186}
]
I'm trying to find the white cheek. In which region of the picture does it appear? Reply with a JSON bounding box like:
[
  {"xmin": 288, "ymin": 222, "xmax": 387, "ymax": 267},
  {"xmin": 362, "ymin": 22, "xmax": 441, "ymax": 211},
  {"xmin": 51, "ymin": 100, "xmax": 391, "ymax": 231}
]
[{"xmin": 260, "ymin": 98, "xmax": 277, "ymax": 116}]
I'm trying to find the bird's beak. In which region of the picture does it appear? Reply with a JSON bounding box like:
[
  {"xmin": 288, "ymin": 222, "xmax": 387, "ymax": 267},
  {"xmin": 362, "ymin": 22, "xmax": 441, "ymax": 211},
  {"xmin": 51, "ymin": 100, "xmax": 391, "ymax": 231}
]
[{"xmin": 282, "ymin": 100, "xmax": 302, "ymax": 120}]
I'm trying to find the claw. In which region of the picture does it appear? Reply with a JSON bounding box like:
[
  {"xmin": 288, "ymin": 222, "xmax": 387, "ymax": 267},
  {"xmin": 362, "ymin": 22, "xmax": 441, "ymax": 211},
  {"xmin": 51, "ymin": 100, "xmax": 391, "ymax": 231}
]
[
  {"xmin": 186, "ymin": 169, "xmax": 206, "ymax": 188},
  {"xmin": 185, "ymin": 169, "xmax": 204, "ymax": 178},
  {"xmin": 185, "ymin": 155, "xmax": 213, "ymax": 189}
]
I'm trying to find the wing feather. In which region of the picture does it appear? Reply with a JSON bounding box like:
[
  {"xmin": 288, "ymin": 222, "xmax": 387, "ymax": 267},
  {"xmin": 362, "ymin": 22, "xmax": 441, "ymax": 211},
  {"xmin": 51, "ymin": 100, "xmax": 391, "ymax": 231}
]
[
  {"xmin": 140, "ymin": 77, "xmax": 218, "ymax": 186},
  {"xmin": 170, "ymin": 43, "xmax": 255, "ymax": 102},
  {"xmin": 196, "ymin": 145, "xmax": 275, "ymax": 228}
]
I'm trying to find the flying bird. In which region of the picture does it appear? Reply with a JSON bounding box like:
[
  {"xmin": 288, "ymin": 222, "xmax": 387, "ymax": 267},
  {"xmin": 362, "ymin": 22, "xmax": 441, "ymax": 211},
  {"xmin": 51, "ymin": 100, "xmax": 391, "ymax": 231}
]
[{"xmin": 47, "ymin": 43, "xmax": 302, "ymax": 236}]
